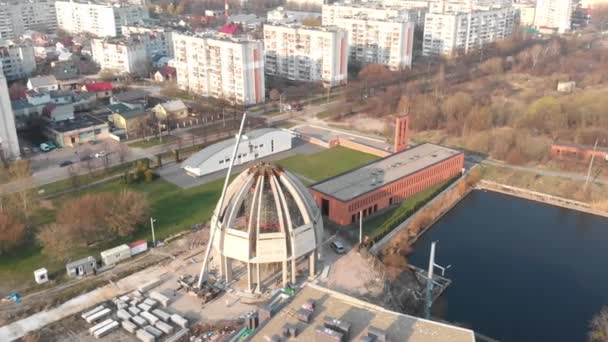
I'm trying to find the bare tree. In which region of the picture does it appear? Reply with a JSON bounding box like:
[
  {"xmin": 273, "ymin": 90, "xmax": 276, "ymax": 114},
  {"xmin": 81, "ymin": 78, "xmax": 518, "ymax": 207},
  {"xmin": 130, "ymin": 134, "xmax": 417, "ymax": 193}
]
[
  {"xmin": 0, "ymin": 209, "xmax": 26, "ymax": 254},
  {"xmin": 37, "ymin": 223, "xmax": 74, "ymax": 260},
  {"xmin": 7, "ymin": 160, "xmax": 37, "ymax": 219},
  {"xmin": 590, "ymin": 306, "xmax": 608, "ymax": 342},
  {"xmin": 117, "ymin": 143, "xmax": 129, "ymax": 164},
  {"xmin": 67, "ymin": 165, "xmax": 81, "ymax": 190}
]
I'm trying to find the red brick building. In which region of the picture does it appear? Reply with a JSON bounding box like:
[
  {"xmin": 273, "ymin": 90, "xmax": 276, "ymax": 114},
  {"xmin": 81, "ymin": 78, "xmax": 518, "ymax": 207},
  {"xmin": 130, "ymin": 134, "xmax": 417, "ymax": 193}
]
[
  {"xmin": 551, "ymin": 142, "xmax": 608, "ymax": 162},
  {"xmin": 309, "ymin": 142, "xmax": 464, "ymax": 225}
]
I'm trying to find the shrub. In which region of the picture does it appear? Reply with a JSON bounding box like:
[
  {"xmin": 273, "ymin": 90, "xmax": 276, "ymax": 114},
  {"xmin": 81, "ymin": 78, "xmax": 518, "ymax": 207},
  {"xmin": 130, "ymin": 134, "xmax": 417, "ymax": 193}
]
[{"xmin": 144, "ymin": 170, "xmax": 155, "ymax": 183}]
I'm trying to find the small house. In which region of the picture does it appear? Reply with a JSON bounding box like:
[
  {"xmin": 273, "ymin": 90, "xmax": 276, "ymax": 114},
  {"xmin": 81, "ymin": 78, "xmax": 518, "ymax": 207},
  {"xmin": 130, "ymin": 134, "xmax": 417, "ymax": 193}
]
[
  {"xmin": 27, "ymin": 75, "xmax": 59, "ymax": 92},
  {"xmin": 153, "ymin": 99, "xmax": 188, "ymax": 120},
  {"xmin": 100, "ymin": 244, "xmax": 131, "ymax": 266},
  {"xmin": 66, "ymin": 256, "xmax": 97, "ymax": 278},
  {"xmin": 34, "ymin": 268, "xmax": 48, "ymax": 284},
  {"xmin": 557, "ymin": 81, "xmax": 575, "ymax": 93},
  {"xmin": 82, "ymin": 82, "xmax": 113, "ymax": 99},
  {"xmin": 108, "ymin": 103, "xmax": 149, "ymax": 138},
  {"xmin": 154, "ymin": 65, "xmax": 176, "ymax": 82},
  {"xmin": 43, "ymin": 103, "xmax": 75, "ymax": 122}
]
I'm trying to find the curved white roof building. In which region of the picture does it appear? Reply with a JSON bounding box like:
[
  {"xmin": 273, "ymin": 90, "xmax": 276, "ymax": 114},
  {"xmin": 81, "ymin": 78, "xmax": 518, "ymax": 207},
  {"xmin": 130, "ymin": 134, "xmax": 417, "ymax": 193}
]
[
  {"xmin": 182, "ymin": 128, "xmax": 293, "ymax": 177},
  {"xmin": 209, "ymin": 163, "xmax": 324, "ymax": 292}
]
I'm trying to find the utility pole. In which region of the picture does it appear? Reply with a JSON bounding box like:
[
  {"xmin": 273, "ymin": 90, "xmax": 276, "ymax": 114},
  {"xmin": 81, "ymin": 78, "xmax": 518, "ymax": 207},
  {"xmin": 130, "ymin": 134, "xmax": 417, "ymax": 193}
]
[
  {"xmin": 150, "ymin": 217, "xmax": 157, "ymax": 247},
  {"xmin": 158, "ymin": 121, "xmax": 162, "ymax": 143},
  {"xmin": 424, "ymin": 241, "xmax": 451, "ymax": 319},
  {"xmin": 359, "ymin": 210, "xmax": 363, "ymax": 244},
  {"xmin": 584, "ymin": 138, "xmax": 599, "ymax": 192}
]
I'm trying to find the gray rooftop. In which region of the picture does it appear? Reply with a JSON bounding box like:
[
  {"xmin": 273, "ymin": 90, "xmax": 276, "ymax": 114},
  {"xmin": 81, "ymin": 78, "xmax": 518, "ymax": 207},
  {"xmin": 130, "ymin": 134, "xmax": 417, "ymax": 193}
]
[
  {"xmin": 311, "ymin": 143, "xmax": 462, "ymax": 202},
  {"xmin": 181, "ymin": 128, "xmax": 281, "ymax": 168},
  {"xmin": 28, "ymin": 75, "xmax": 57, "ymax": 88}
]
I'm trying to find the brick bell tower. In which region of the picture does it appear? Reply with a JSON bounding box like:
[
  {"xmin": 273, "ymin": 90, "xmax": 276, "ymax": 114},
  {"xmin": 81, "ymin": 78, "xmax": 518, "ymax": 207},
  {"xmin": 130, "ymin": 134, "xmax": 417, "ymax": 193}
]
[{"xmin": 393, "ymin": 114, "xmax": 410, "ymax": 153}]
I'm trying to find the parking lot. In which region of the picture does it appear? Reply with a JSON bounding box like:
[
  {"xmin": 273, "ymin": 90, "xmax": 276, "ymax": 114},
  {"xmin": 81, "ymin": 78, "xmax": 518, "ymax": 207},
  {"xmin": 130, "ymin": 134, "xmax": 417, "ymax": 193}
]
[{"xmin": 27, "ymin": 139, "xmax": 120, "ymax": 172}]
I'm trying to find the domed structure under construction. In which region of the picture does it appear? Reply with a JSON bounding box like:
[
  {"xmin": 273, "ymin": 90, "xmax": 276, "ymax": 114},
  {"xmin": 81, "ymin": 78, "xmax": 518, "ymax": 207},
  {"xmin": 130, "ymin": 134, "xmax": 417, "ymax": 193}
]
[{"xmin": 209, "ymin": 163, "xmax": 324, "ymax": 292}]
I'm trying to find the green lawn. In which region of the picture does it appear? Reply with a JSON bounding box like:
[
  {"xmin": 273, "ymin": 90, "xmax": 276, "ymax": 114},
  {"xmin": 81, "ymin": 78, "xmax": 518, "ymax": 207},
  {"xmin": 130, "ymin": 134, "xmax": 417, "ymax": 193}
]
[
  {"xmin": 2, "ymin": 146, "xmax": 378, "ymax": 288},
  {"xmin": 276, "ymin": 146, "xmax": 379, "ymax": 182},
  {"xmin": 128, "ymin": 135, "xmax": 177, "ymax": 148}
]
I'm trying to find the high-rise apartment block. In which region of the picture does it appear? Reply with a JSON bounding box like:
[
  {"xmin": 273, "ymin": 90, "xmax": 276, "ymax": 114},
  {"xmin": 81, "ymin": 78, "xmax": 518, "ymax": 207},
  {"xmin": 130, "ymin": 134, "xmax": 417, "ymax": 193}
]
[
  {"xmin": 322, "ymin": 3, "xmax": 416, "ymax": 70},
  {"xmin": 0, "ymin": 0, "xmax": 57, "ymax": 40},
  {"xmin": 534, "ymin": 0, "xmax": 572, "ymax": 34},
  {"xmin": 0, "ymin": 41, "xmax": 36, "ymax": 80},
  {"xmin": 55, "ymin": 0, "xmax": 149, "ymax": 37},
  {"xmin": 172, "ymin": 32, "xmax": 265, "ymax": 106},
  {"xmin": 423, "ymin": 3, "xmax": 515, "ymax": 57},
  {"xmin": 91, "ymin": 37, "xmax": 148, "ymax": 76},
  {"xmin": 0, "ymin": 64, "xmax": 20, "ymax": 159},
  {"xmin": 263, "ymin": 24, "xmax": 348, "ymax": 87},
  {"xmin": 122, "ymin": 24, "xmax": 174, "ymax": 59}
]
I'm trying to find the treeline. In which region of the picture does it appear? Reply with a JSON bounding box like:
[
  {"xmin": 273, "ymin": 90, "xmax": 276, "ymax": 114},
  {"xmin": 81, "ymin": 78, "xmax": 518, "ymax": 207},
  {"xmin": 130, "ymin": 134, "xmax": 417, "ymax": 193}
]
[{"xmin": 339, "ymin": 35, "xmax": 608, "ymax": 165}]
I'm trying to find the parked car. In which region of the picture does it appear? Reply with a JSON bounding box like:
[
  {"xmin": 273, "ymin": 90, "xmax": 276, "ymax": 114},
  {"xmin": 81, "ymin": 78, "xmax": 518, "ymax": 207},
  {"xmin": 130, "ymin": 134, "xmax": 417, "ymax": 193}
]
[
  {"xmin": 291, "ymin": 103, "xmax": 303, "ymax": 111},
  {"xmin": 80, "ymin": 154, "xmax": 93, "ymax": 162},
  {"xmin": 330, "ymin": 240, "xmax": 346, "ymax": 254},
  {"xmin": 94, "ymin": 151, "xmax": 106, "ymax": 158},
  {"xmin": 59, "ymin": 160, "xmax": 73, "ymax": 167},
  {"xmin": 39, "ymin": 143, "xmax": 55, "ymax": 152}
]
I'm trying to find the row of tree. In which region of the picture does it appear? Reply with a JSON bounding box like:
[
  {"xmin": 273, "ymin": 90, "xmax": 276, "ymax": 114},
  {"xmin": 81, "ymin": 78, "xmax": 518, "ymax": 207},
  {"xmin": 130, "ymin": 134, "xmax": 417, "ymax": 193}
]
[{"xmin": 37, "ymin": 190, "xmax": 148, "ymax": 260}]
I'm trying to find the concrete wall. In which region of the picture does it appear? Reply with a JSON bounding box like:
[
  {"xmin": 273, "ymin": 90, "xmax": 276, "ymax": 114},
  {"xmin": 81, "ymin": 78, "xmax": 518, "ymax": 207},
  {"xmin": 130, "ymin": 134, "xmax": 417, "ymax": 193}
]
[{"xmin": 311, "ymin": 153, "xmax": 464, "ymax": 225}]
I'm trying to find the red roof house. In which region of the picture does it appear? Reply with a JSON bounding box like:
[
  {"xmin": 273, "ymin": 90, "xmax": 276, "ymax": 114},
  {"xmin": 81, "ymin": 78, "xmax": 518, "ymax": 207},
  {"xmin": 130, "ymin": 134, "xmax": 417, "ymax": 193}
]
[
  {"xmin": 82, "ymin": 82, "xmax": 113, "ymax": 99},
  {"xmin": 154, "ymin": 65, "xmax": 176, "ymax": 82},
  {"xmin": 219, "ymin": 24, "xmax": 242, "ymax": 35}
]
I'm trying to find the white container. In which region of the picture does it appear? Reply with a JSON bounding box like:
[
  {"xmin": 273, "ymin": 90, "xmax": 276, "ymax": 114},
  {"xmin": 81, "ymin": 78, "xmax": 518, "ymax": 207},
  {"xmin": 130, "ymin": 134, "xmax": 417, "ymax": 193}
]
[
  {"xmin": 100, "ymin": 244, "xmax": 131, "ymax": 266},
  {"xmin": 34, "ymin": 268, "xmax": 48, "ymax": 284},
  {"xmin": 141, "ymin": 311, "xmax": 159, "ymax": 325},
  {"xmin": 86, "ymin": 308, "xmax": 111, "ymax": 324},
  {"xmin": 129, "ymin": 240, "xmax": 148, "ymax": 256}
]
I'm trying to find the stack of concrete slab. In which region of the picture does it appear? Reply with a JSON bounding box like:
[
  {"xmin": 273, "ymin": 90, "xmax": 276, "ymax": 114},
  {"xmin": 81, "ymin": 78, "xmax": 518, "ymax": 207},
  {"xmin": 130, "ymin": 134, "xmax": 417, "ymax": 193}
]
[
  {"xmin": 85, "ymin": 308, "xmax": 112, "ymax": 323},
  {"xmin": 149, "ymin": 291, "xmax": 170, "ymax": 307},
  {"xmin": 136, "ymin": 328, "xmax": 156, "ymax": 342},
  {"xmin": 155, "ymin": 321, "xmax": 174, "ymax": 335},
  {"xmin": 129, "ymin": 306, "xmax": 142, "ymax": 316},
  {"xmin": 132, "ymin": 315, "xmax": 148, "ymax": 327},
  {"xmin": 144, "ymin": 325, "xmax": 163, "ymax": 338},
  {"xmin": 138, "ymin": 278, "xmax": 163, "ymax": 293},
  {"xmin": 81, "ymin": 306, "xmax": 105, "ymax": 321},
  {"xmin": 138, "ymin": 303, "xmax": 152, "ymax": 312},
  {"xmin": 143, "ymin": 298, "xmax": 158, "ymax": 308},
  {"xmin": 152, "ymin": 309, "xmax": 171, "ymax": 322},
  {"xmin": 117, "ymin": 309, "xmax": 132, "ymax": 321},
  {"xmin": 141, "ymin": 311, "xmax": 159, "ymax": 325},
  {"xmin": 170, "ymin": 314, "xmax": 188, "ymax": 329},
  {"xmin": 93, "ymin": 321, "xmax": 119, "ymax": 339},
  {"xmin": 89, "ymin": 319, "xmax": 114, "ymax": 335},
  {"xmin": 122, "ymin": 320, "xmax": 138, "ymax": 333}
]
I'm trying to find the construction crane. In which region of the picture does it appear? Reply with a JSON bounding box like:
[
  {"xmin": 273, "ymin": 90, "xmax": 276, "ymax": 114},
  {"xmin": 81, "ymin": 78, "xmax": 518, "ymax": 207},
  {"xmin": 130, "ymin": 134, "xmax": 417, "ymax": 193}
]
[{"xmin": 197, "ymin": 112, "xmax": 248, "ymax": 289}]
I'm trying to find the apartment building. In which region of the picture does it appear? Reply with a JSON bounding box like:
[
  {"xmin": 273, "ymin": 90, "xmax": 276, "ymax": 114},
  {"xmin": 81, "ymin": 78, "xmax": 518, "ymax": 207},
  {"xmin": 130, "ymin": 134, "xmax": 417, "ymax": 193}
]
[
  {"xmin": 0, "ymin": 65, "xmax": 20, "ymax": 159},
  {"xmin": 323, "ymin": 2, "xmax": 425, "ymax": 26},
  {"xmin": 91, "ymin": 38, "xmax": 148, "ymax": 76},
  {"xmin": 423, "ymin": 5, "xmax": 516, "ymax": 56},
  {"xmin": 55, "ymin": 0, "xmax": 149, "ymax": 37},
  {"xmin": 534, "ymin": 0, "xmax": 572, "ymax": 33},
  {"xmin": 172, "ymin": 32, "xmax": 264, "ymax": 106},
  {"xmin": 0, "ymin": 41, "xmax": 36, "ymax": 80},
  {"xmin": 263, "ymin": 24, "xmax": 348, "ymax": 87},
  {"xmin": 0, "ymin": 0, "xmax": 57, "ymax": 40},
  {"xmin": 513, "ymin": 3, "xmax": 536, "ymax": 26},
  {"xmin": 122, "ymin": 24, "xmax": 174, "ymax": 59},
  {"xmin": 322, "ymin": 3, "xmax": 417, "ymax": 69}
]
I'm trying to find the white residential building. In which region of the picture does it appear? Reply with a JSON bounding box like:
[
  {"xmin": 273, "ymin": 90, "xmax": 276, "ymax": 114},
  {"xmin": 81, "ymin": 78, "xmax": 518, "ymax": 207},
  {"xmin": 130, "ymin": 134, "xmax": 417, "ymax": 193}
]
[
  {"xmin": 122, "ymin": 24, "xmax": 174, "ymax": 59},
  {"xmin": 264, "ymin": 24, "xmax": 348, "ymax": 87},
  {"xmin": 513, "ymin": 3, "xmax": 536, "ymax": 26},
  {"xmin": 172, "ymin": 32, "xmax": 265, "ymax": 106},
  {"xmin": 91, "ymin": 38, "xmax": 148, "ymax": 76},
  {"xmin": 323, "ymin": 2, "xmax": 426, "ymax": 26},
  {"xmin": 423, "ymin": 6, "xmax": 516, "ymax": 57},
  {"xmin": 0, "ymin": 63, "xmax": 20, "ymax": 159},
  {"xmin": 0, "ymin": 0, "xmax": 57, "ymax": 40},
  {"xmin": 55, "ymin": 0, "xmax": 149, "ymax": 37},
  {"xmin": 534, "ymin": 0, "xmax": 572, "ymax": 34},
  {"xmin": 322, "ymin": 2, "xmax": 417, "ymax": 69},
  {"xmin": 0, "ymin": 41, "xmax": 36, "ymax": 80},
  {"xmin": 267, "ymin": 7, "xmax": 321, "ymax": 25}
]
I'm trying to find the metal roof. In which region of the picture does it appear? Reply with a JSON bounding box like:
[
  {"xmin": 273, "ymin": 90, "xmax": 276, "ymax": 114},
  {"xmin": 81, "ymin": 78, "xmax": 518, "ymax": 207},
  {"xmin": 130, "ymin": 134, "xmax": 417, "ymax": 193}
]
[
  {"xmin": 181, "ymin": 128, "xmax": 283, "ymax": 168},
  {"xmin": 311, "ymin": 143, "xmax": 462, "ymax": 202},
  {"xmin": 28, "ymin": 75, "xmax": 57, "ymax": 88}
]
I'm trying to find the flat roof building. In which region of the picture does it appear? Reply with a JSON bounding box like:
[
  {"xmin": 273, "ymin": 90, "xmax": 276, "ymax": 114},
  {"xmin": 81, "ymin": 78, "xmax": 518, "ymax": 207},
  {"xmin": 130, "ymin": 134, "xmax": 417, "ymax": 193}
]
[
  {"xmin": 263, "ymin": 24, "xmax": 348, "ymax": 87},
  {"xmin": 310, "ymin": 117, "xmax": 463, "ymax": 225},
  {"xmin": 251, "ymin": 283, "xmax": 476, "ymax": 342}
]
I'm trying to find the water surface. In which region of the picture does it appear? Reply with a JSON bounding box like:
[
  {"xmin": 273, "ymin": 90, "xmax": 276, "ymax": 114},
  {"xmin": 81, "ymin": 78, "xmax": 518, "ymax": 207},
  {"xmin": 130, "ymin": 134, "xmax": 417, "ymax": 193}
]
[{"xmin": 410, "ymin": 190, "xmax": 608, "ymax": 342}]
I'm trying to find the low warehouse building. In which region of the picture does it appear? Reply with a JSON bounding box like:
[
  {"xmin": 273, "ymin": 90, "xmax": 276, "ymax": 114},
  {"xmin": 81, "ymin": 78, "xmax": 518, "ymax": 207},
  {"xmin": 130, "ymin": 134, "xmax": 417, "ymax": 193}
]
[
  {"xmin": 310, "ymin": 143, "xmax": 464, "ymax": 225},
  {"xmin": 181, "ymin": 128, "xmax": 293, "ymax": 177}
]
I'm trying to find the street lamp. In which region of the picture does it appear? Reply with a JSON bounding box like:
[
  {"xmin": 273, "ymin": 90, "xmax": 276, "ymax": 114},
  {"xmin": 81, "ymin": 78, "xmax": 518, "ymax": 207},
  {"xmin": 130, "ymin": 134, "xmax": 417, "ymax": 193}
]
[{"xmin": 150, "ymin": 217, "xmax": 157, "ymax": 247}]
